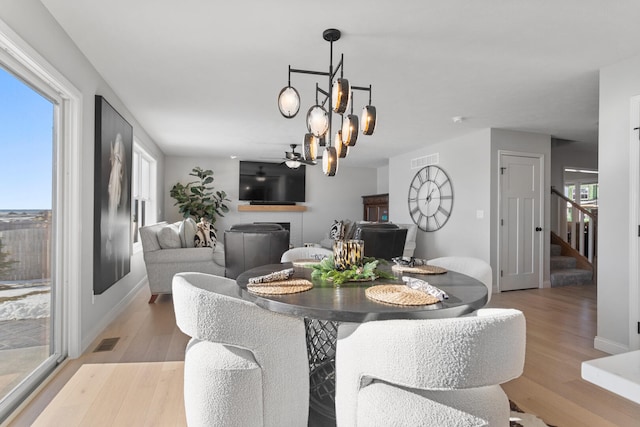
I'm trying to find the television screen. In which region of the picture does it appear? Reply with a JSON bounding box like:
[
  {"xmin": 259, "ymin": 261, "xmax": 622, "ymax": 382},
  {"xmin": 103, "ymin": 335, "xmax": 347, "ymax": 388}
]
[{"xmin": 239, "ymin": 161, "xmax": 306, "ymax": 203}]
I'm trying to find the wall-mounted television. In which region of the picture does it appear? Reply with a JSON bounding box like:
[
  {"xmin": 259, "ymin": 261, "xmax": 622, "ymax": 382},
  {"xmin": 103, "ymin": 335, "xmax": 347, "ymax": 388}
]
[{"xmin": 239, "ymin": 161, "xmax": 306, "ymax": 204}]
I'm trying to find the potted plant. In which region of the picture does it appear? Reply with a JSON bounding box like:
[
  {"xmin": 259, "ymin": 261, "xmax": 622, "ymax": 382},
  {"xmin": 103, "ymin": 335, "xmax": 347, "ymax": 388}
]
[{"xmin": 169, "ymin": 166, "xmax": 230, "ymax": 237}]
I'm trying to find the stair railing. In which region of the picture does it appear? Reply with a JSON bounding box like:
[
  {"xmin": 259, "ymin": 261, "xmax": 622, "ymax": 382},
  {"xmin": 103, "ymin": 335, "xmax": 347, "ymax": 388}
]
[{"xmin": 551, "ymin": 187, "xmax": 597, "ymax": 264}]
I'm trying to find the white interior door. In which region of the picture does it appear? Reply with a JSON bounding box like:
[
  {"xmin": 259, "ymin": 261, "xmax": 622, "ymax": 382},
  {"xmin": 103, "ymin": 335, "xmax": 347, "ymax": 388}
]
[{"xmin": 499, "ymin": 153, "xmax": 543, "ymax": 291}]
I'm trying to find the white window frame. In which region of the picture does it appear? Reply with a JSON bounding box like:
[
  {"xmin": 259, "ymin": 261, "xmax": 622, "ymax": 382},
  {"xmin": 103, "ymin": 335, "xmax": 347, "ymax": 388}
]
[
  {"xmin": 131, "ymin": 140, "xmax": 157, "ymax": 253},
  {"xmin": 0, "ymin": 18, "xmax": 83, "ymax": 419}
]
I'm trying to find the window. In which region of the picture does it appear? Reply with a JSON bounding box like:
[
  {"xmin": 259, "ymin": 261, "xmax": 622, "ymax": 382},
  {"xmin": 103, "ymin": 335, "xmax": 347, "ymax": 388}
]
[
  {"xmin": 0, "ymin": 21, "xmax": 86, "ymax": 419},
  {"xmin": 131, "ymin": 142, "xmax": 157, "ymax": 249}
]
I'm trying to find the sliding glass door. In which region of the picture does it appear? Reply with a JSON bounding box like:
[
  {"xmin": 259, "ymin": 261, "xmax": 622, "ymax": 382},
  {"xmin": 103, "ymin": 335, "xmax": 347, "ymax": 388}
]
[{"xmin": 0, "ymin": 64, "xmax": 60, "ymax": 420}]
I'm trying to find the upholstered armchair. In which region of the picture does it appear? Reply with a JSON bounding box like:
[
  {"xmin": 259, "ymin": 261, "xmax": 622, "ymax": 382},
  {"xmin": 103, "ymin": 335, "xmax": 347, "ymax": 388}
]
[
  {"xmin": 319, "ymin": 221, "xmax": 417, "ymax": 259},
  {"xmin": 335, "ymin": 308, "xmax": 526, "ymax": 426},
  {"xmin": 280, "ymin": 246, "xmax": 332, "ymax": 262},
  {"xmin": 140, "ymin": 221, "xmax": 225, "ymax": 303},
  {"xmin": 355, "ymin": 223, "xmax": 408, "ymax": 260},
  {"xmin": 172, "ymin": 272, "xmax": 309, "ymax": 427},
  {"xmin": 223, "ymin": 223, "xmax": 289, "ymax": 279},
  {"xmin": 428, "ymin": 256, "xmax": 493, "ymax": 301}
]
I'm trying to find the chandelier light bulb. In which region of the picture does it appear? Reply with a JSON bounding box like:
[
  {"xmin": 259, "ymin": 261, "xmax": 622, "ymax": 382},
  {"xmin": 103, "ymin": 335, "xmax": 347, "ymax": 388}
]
[
  {"xmin": 307, "ymin": 105, "xmax": 329, "ymax": 137},
  {"xmin": 361, "ymin": 105, "xmax": 377, "ymax": 135},
  {"xmin": 322, "ymin": 147, "xmax": 338, "ymax": 176},
  {"xmin": 335, "ymin": 130, "xmax": 349, "ymax": 158},
  {"xmin": 277, "ymin": 86, "xmax": 300, "ymax": 118},
  {"xmin": 342, "ymin": 114, "xmax": 359, "ymax": 146},
  {"xmin": 303, "ymin": 133, "xmax": 319, "ymax": 161},
  {"xmin": 332, "ymin": 78, "xmax": 350, "ymax": 114}
]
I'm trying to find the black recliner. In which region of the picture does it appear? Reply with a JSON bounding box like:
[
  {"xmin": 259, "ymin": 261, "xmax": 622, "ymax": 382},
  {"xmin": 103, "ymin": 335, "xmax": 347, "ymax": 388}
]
[{"xmin": 224, "ymin": 223, "xmax": 290, "ymax": 279}]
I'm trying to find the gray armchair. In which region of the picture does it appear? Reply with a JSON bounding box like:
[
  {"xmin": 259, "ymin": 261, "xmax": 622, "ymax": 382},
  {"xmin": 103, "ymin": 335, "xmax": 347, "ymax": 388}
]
[
  {"xmin": 224, "ymin": 223, "xmax": 290, "ymax": 279},
  {"xmin": 140, "ymin": 221, "xmax": 225, "ymax": 303}
]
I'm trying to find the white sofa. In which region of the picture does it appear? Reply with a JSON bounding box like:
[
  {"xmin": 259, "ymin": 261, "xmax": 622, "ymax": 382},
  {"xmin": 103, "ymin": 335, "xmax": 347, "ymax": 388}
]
[
  {"xmin": 140, "ymin": 221, "xmax": 225, "ymax": 303},
  {"xmin": 319, "ymin": 221, "xmax": 418, "ymax": 258}
]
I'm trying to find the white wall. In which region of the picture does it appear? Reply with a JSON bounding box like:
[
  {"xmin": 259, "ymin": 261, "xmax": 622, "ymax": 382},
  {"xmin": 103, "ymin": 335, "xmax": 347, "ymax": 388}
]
[
  {"xmin": 0, "ymin": 0, "xmax": 165, "ymax": 352},
  {"xmin": 164, "ymin": 156, "xmax": 377, "ymax": 247},
  {"xmin": 377, "ymin": 165, "xmax": 389, "ymax": 194},
  {"xmin": 596, "ymin": 53, "xmax": 640, "ymax": 353},
  {"xmin": 550, "ymin": 139, "xmax": 598, "ymax": 191},
  {"xmin": 389, "ymin": 129, "xmax": 492, "ymax": 261}
]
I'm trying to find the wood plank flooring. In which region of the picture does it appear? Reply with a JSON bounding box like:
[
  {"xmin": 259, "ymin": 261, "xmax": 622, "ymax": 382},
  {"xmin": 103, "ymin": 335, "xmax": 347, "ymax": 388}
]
[
  {"xmin": 488, "ymin": 284, "xmax": 640, "ymax": 427},
  {"xmin": 5, "ymin": 283, "xmax": 640, "ymax": 426}
]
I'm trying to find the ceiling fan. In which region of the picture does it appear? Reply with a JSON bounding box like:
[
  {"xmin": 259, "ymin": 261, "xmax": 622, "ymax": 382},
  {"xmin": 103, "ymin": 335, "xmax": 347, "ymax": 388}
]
[{"xmin": 283, "ymin": 144, "xmax": 316, "ymax": 168}]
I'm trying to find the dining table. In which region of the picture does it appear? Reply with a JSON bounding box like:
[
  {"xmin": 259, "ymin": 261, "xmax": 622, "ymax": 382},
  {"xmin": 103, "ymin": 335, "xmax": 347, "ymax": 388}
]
[{"xmin": 235, "ymin": 260, "xmax": 489, "ymax": 419}]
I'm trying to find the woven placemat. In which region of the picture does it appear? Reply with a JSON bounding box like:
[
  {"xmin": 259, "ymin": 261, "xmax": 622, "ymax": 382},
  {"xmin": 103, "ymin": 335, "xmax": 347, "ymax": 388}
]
[
  {"xmin": 365, "ymin": 284, "xmax": 440, "ymax": 306},
  {"xmin": 391, "ymin": 264, "xmax": 448, "ymax": 274},
  {"xmin": 247, "ymin": 279, "xmax": 313, "ymax": 295},
  {"xmin": 292, "ymin": 258, "xmax": 322, "ymax": 267}
]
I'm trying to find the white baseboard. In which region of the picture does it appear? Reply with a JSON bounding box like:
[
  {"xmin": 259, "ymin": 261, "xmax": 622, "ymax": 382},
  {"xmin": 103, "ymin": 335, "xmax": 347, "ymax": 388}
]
[
  {"xmin": 594, "ymin": 336, "xmax": 630, "ymax": 355},
  {"xmin": 80, "ymin": 276, "xmax": 147, "ymax": 353}
]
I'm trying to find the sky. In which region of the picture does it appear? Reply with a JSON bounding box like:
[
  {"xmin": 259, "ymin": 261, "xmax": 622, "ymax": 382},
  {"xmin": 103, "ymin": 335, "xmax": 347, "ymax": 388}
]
[{"xmin": 0, "ymin": 66, "xmax": 53, "ymax": 210}]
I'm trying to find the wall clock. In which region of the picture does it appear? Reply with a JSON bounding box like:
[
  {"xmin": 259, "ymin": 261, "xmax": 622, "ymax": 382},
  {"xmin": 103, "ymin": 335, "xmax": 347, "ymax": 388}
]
[{"xmin": 407, "ymin": 165, "xmax": 454, "ymax": 232}]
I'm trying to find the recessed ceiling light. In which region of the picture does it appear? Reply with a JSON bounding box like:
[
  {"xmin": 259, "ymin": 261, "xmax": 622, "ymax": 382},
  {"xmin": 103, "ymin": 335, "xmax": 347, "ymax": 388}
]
[
  {"xmin": 230, "ymin": 155, "xmax": 238, "ymax": 159},
  {"xmin": 452, "ymin": 116, "xmax": 464, "ymax": 123}
]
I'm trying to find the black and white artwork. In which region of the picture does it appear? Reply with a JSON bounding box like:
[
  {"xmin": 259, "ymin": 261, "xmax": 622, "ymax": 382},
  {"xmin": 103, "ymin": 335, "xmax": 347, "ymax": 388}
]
[{"xmin": 93, "ymin": 95, "xmax": 132, "ymax": 294}]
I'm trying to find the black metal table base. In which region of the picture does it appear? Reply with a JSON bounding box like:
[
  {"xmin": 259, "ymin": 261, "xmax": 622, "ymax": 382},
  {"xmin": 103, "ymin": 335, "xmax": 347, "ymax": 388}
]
[{"xmin": 305, "ymin": 318, "xmax": 339, "ymax": 419}]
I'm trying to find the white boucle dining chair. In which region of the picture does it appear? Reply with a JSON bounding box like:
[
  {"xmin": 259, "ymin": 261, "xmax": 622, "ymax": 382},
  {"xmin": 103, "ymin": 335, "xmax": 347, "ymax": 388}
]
[
  {"xmin": 428, "ymin": 256, "xmax": 493, "ymax": 302},
  {"xmin": 172, "ymin": 272, "xmax": 309, "ymax": 427},
  {"xmin": 280, "ymin": 246, "xmax": 333, "ymax": 262},
  {"xmin": 335, "ymin": 308, "xmax": 526, "ymax": 427}
]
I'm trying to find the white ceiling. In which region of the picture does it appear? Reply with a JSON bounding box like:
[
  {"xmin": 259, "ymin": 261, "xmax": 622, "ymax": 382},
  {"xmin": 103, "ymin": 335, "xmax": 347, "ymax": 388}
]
[{"xmin": 40, "ymin": 0, "xmax": 640, "ymax": 167}]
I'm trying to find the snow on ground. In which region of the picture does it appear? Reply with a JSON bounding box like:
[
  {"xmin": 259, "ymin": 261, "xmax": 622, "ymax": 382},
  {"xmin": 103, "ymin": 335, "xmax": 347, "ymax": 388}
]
[{"xmin": 0, "ymin": 291, "xmax": 50, "ymax": 321}]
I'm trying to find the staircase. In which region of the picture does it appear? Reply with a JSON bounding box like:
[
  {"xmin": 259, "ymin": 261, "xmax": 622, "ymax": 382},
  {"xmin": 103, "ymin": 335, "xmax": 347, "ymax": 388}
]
[
  {"xmin": 550, "ymin": 187, "xmax": 597, "ymax": 286},
  {"xmin": 550, "ymin": 243, "xmax": 593, "ymax": 287}
]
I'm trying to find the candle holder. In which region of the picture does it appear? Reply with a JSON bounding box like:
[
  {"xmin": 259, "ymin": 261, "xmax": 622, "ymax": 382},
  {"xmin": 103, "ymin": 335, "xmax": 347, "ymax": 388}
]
[{"xmin": 333, "ymin": 239, "xmax": 364, "ymax": 271}]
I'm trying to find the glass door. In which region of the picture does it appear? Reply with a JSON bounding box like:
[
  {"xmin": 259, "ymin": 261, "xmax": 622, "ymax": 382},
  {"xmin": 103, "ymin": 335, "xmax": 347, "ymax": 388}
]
[{"xmin": 0, "ymin": 65, "xmax": 59, "ymax": 419}]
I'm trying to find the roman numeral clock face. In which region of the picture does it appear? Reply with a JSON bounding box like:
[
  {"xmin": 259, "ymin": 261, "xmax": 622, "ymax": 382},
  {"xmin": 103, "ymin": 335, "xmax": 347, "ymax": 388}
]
[{"xmin": 407, "ymin": 165, "xmax": 453, "ymax": 232}]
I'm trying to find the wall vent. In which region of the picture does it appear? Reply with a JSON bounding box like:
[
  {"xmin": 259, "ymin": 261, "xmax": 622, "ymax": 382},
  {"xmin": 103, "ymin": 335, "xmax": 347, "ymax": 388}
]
[{"xmin": 411, "ymin": 153, "xmax": 439, "ymax": 169}]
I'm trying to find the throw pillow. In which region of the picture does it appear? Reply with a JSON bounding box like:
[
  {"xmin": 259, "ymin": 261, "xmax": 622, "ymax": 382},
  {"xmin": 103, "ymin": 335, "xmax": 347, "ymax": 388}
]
[
  {"xmin": 157, "ymin": 224, "xmax": 181, "ymax": 249},
  {"xmin": 195, "ymin": 220, "xmax": 216, "ymax": 248},
  {"xmin": 329, "ymin": 220, "xmax": 345, "ymax": 240},
  {"xmin": 179, "ymin": 217, "xmax": 197, "ymax": 248}
]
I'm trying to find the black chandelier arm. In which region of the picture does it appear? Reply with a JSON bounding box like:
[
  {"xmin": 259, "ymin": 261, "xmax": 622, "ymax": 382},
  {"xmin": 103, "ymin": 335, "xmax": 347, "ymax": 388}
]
[
  {"xmin": 289, "ymin": 67, "xmax": 331, "ymax": 78},
  {"xmin": 351, "ymin": 84, "xmax": 373, "ymax": 105},
  {"xmin": 351, "ymin": 84, "xmax": 372, "ymax": 92},
  {"xmin": 330, "ymin": 55, "xmax": 344, "ymax": 81},
  {"xmin": 316, "ymin": 86, "xmax": 329, "ymax": 98}
]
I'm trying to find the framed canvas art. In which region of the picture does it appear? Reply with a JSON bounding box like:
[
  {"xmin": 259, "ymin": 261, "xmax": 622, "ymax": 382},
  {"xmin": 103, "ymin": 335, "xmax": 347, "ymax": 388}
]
[{"xmin": 93, "ymin": 95, "xmax": 132, "ymax": 294}]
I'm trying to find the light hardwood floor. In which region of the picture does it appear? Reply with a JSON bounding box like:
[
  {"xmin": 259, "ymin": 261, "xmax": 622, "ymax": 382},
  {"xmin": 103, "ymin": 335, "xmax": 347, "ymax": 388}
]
[{"xmin": 5, "ymin": 283, "xmax": 640, "ymax": 426}]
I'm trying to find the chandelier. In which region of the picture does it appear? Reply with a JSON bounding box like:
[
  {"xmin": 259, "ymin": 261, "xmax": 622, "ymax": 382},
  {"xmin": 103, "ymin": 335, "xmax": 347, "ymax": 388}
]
[{"xmin": 277, "ymin": 28, "xmax": 377, "ymax": 176}]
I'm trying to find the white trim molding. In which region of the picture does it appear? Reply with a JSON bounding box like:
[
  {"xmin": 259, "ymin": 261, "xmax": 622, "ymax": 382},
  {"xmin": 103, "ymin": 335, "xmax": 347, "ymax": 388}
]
[
  {"xmin": 628, "ymin": 95, "xmax": 640, "ymax": 351},
  {"xmin": 595, "ymin": 335, "xmax": 630, "ymax": 355}
]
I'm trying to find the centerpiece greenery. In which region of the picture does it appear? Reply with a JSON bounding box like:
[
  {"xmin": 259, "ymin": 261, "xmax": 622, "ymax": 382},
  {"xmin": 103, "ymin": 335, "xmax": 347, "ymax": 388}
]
[
  {"xmin": 169, "ymin": 166, "xmax": 230, "ymax": 235},
  {"xmin": 311, "ymin": 256, "xmax": 394, "ymax": 285}
]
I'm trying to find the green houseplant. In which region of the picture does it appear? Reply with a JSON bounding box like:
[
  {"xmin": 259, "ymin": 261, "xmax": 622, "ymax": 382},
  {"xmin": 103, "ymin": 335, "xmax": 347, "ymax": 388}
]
[{"xmin": 169, "ymin": 167, "xmax": 230, "ymax": 236}]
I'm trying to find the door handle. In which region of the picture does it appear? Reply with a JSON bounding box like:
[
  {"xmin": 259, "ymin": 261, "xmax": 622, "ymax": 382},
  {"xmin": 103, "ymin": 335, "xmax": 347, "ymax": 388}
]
[{"xmin": 535, "ymin": 227, "xmax": 543, "ymax": 232}]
